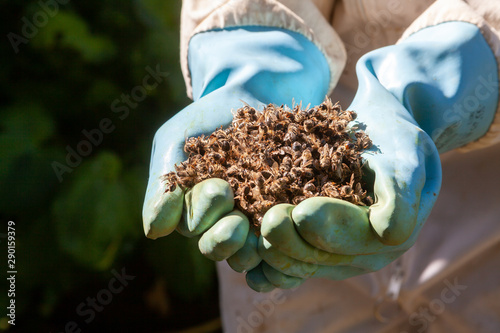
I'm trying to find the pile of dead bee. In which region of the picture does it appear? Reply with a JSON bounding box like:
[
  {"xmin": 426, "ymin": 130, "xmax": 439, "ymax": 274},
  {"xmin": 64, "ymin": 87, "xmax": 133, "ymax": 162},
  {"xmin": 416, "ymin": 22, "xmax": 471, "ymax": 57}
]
[{"xmin": 164, "ymin": 98, "xmax": 373, "ymax": 228}]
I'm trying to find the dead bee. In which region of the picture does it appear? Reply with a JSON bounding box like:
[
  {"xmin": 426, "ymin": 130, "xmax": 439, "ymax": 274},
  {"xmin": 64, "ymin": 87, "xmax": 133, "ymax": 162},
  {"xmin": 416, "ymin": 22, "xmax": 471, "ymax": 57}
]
[
  {"xmin": 252, "ymin": 172, "xmax": 265, "ymax": 188},
  {"xmin": 167, "ymin": 181, "xmax": 177, "ymax": 192},
  {"xmin": 241, "ymin": 184, "xmax": 251, "ymax": 196},
  {"xmin": 208, "ymin": 152, "xmax": 225, "ymax": 163},
  {"xmin": 177, "ymin": 165, "xmax": 197, "ymax": 178},
  {"xmin": 312, "ymin": 159, "xmax": 321, "ymax": 170},
  {"xmin": 322, "ymin": 182, "xmax": 340, "ymax": 198},
  {"xmin": 163, "ymin": 173, "xmax": 179, "ymax": 192},
  {"xmin": 290, "ymin": 167, "xmax": 302, "ymax": 178},
  {"xmin": 320, "ymin": 145, "xmax": 331, "ymax": 169},
  {"xmin": 303, "ymin": 181, "xmax": 316, "ymax": 197},
  {"xmin": 340, "ymin": 185, "xmax": 353, "ymax": 197},
  {"xmin": 292, "ymin": 196, "xmax": 308, "ymax": 205},
  {"xmin": 294, "ymin": 110, "xmax": 308, "ymax": 123},
  {"xmin": 280, "ymin": 156, "xmax": 293, "ymax": 172},
  {"xmin": 238, "ymin": 198, "xmax": 249, "ymax": 210},
  {"xmin": 251, "ymin": 186, "xmax": 264, "ymax": 201},
  {"xmin": 343, "ymin": 142, "xmax": 355, "ymax": 150},
  {"xmin": 284, "ymin": 131, "xmax": 297, "ymax": 142},
  {"xmin": 293, "ymin": 157, "xmax": 303, "ymax": 167},
  {"xmin": 236, "ymin": 105, "xmax": 256, "ymax": 119},
  {"xmin": 185, "ymin": 137, "xmax": 205, "ymax": 154},
  {"xmin": 302, "ymin": 148, "xmax": 312, "ymax": 159},
  {"xmin": 219, "ymin": 140, "xmax": 230, "ymax": 151},
  {"xmin": 208, "ymin": 164, "xmax": 225, "ymax": 177},
  {"xmin": 300, "ymin": 167, "xmax": 314, "ymax": 178},
  {"xmin": 226, "ymin": 165, "xmax": 240, "ymax": 177},
  {"xmin": 331, "ymin": 159, "xmax": 343, "ymax": 180},
  {"xmin": 364, "ymin": 196, "xmax": 374, "ymax": 205},
  {"xmin": 268, "ymin": 179, "xmax": 284, "ymax": 195},
  {"xmin": 301, "ymin": 149, "xmax": 313, "ymax": 167},
  {"xmin": 288, "ymin": 123, "xmax": 300, "ymax": 135},
  {"xmin": 303, "ymin": 119, "xmax": 316, "ymax": 132},
  {"xmin": 292, "ymin": 141, "xmax": 302, "ymax": 151},
  {"xmin": 227, "ymin": 177, "xmax": 239, "ymax": 190},
  {"xmin": 359, "ymin": 134, "xmax": 372, "ymax": 149},
  {"xmin": 345, "ymin": 110, "xmax": 357, "ymax": 121}
]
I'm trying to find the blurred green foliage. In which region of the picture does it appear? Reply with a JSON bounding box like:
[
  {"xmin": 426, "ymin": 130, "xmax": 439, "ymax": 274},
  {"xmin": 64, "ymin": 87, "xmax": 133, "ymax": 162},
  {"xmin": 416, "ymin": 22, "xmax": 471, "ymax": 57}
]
[{"xmin": 1, "ymin": 0, "xmax": 218, "ymax": 331}]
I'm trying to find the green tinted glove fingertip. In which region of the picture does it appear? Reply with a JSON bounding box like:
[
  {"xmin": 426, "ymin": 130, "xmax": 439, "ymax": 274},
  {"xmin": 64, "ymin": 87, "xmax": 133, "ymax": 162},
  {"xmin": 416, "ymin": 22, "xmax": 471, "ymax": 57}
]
[
  {"xmin": 143, "ymin": 183, "xmax": 184, "ymax": 239},
  {"xmin": 368, "ymin": 183, "xmax": 418, "ymax": 246},
  {"xmin": 292, "ymin": 197, "xmax": 376, "ymax": 255},
  {"xmin": 227, "ymin": 230, "xmax": 262, "ymax": 273},
  {"xmin": 246, "ymin": 263, "xmax": 275, "ymax": 293},
  {"xmin": 262, "ymin": 262, "xmax": 304, "ymax": 289},
  {"xmin": 183, "ymin": 178, "xmax": 234, "ymax": 236},
  {"xmin": 198, "ymin": 210, "xmax": 249, "ymax": 261}
]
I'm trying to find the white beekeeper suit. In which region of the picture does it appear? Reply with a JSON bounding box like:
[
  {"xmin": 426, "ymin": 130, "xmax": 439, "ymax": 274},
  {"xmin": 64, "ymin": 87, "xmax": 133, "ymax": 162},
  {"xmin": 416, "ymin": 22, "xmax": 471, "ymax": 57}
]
[{"xmin": 179, "ymin": 0, "xmax": 500, "ymax": 332}]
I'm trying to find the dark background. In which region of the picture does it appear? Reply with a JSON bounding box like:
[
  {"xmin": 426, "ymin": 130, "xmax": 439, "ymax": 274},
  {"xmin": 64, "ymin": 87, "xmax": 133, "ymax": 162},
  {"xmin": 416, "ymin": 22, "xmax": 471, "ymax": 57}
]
[{"xmin": 1, "ymin": 0, "xmax": 221, "ymax": 332}]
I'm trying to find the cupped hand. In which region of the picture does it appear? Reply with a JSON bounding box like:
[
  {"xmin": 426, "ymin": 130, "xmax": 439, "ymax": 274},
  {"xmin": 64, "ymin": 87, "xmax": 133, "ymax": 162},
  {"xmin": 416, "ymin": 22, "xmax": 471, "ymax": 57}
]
[{"xmin": 257, "ymin": 50, "xmax": 442, "ymax": 280}]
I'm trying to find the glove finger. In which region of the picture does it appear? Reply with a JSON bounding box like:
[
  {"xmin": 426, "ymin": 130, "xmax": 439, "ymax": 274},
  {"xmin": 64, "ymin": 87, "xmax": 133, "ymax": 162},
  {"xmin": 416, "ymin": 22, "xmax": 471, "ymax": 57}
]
[
  {"xmin": 198, "ymin": 210, "xmax": 249, "ymax": 261},
  {"xmin": 177, "ymin": 178, "xmax": 234, "ymax": 236},
  {"xmin": 176, "ymin": 214, "xmax": 194, "ymax": 237},
  {"xmin": 259, "ymin": 198, "xmax": 405, "ymax": 272},
  {"xmin": 143, "ymin": 117, "xmax": 190, "ymax": 240},
  {"xmin": 258, "ymin": 236, "xmax": 366, "ymax": 279},
  {"xmin": 397, "ymin": 146, "xmax": 442, "ymax": 249},
  {"xmin": 246, "ymin": 263, "xmax": 275, "ymax": 293},
  {"xmin": 227, "ymin": 229, "xmax": 262, "ymax": 273},
  {"xmin": 143, "ymin": 178, "xmax": 185, "ymax": 240},
  {"xmin": 261, "ymin": 204, "xmax": 354, "ymax": 266},
  {"xmin": 261, "ymin": 262, "xmax": 304, "ymax": 289},
  {"xmin": 351, "ymin": 250, "xmax": 406, "ymax": 272},
  {"xmin": 366, "ymin": 156, "xmax": 422, "ymax": 246},
  {"xmin": 348, "ymin": 67, "xmax": 440, "ymax": 246},
  {"xmin": 292, "ymin": 197, "xmax": 385, "ymax": 255}
]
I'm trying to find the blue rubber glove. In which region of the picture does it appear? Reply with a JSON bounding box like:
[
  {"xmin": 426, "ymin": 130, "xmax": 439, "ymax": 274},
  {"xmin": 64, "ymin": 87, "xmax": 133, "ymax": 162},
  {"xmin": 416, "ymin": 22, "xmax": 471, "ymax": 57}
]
[
  {"xmin": 142, "ymin": 27, "xmax": 332, "ymax": 290},
  {"xmin": 259, "ymin": 22, "xmax": 498, "ymax": 279}
]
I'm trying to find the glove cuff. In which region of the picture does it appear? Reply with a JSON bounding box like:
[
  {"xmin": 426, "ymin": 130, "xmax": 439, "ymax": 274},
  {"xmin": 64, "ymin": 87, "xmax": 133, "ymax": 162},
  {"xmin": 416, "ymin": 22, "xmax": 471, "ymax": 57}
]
[
  {"xmin": 361, "ymin": 21, "xmax": 498, "ymax": 153},
  {"xmin": 398, "ymin": 0, "xmax": 500, "ymax": 152},
  {"xmin": 181, "ymin": 0, "xmax": 346, "ymax": 99},
  {"xmin": 187, "ymin": 26, "xmax": 331, "ymax": 107}
]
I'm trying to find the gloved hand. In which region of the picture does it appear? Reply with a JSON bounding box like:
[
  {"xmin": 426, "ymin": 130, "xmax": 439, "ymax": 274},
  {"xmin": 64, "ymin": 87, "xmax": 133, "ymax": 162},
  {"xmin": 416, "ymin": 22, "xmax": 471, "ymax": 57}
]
[
  {"xmin": 258, "ymin": 22, "xmax": 498, "ymax": 283},
  {"xmin": 142, "ymin": 26, "xmax": 335, "ymax": 290}
]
